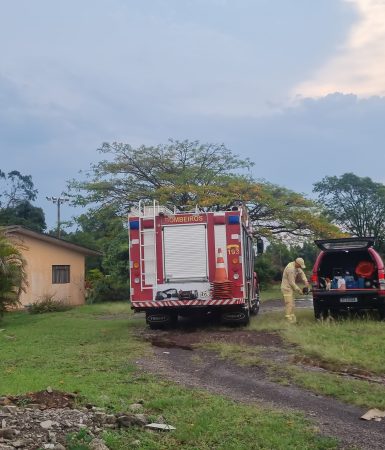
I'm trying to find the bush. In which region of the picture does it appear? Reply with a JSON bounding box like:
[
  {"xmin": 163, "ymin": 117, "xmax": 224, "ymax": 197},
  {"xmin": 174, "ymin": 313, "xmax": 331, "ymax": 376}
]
[
  {"xmin": 86, "ymin": 277, "xmax": 129, "ymax": 303},
  {"xmin": 85, "ymin": 269, "xmax": 129, "ymax": 303},
  {"xmin": 0, "ymin": 231, "xmax": 27, "ymax": 317},
  {"xmin": 27, "ymin": 295, "xmax": 72, "ymax": 314}
]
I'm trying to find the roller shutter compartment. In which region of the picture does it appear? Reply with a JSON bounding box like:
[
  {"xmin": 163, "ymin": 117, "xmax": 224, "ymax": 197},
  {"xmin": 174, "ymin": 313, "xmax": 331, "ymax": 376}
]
[{"xmin": 163, "ymin": 224, "xmax": 208, "ymax": 281}]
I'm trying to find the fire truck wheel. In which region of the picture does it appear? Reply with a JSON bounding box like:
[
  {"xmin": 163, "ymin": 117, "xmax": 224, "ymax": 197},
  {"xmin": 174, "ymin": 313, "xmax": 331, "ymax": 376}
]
[
  {"xmin": 219, "ymin": 306, "xmax": 250, "ymax": 326},
  {"xmin": 146, "ymin": 312, "xmax": 178, "ymax": 329},
  {"xmin": 240, "ymin": 306, "xmax": 250, "ymax": 325},
  {"xmin": 250, "ymin": 298, "xmax": 260, "ymax": 316},
  {"xmin": 234, "ymin": 305, "xmax": 250, "ymax": 326}
]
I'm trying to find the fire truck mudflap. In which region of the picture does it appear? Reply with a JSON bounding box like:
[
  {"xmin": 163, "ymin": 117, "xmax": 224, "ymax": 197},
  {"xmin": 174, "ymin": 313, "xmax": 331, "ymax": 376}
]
[{"xmin": 128, "ymin": 201, "xmax": 261, "ymax": 328}]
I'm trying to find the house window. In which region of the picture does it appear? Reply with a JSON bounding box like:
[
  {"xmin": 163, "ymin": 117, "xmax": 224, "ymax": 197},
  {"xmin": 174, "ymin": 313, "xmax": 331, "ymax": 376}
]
[{"xmin": 52, "ymin": 265, "xmax": 70, "ymax": 284}]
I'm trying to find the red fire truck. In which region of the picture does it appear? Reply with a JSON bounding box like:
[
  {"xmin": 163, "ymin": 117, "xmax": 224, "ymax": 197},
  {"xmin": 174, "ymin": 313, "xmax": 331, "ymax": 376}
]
[{"xmin": 128, "ymin": 201, "xmax": 263, "ymax": 328}]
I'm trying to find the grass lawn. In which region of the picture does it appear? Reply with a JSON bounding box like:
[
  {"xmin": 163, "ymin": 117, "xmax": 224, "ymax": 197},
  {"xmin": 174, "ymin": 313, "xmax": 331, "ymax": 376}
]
[
  {"xmin": 248, "ymin": 309, "xmax": 385, "ymax": 408},
  {"xmin": 199, "ymin": 308, "xmax": 385, "ymax": 409},
  {"xmin": 259, "ymin": 284, "xmax": 308, "ymax": 303},
  {"xmin": 0, "ymin": 303, "xmax": 337, "ymax": 450},
  {"xmin": 259, "ymin": 284, "xmax": 281, "ymax": 302}
]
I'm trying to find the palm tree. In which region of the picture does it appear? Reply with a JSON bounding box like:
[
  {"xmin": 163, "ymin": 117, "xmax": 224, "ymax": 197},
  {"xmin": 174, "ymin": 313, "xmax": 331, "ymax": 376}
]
[{"xmin": 0, "ymin": 230, "xmax": 27, "ymax": 317}]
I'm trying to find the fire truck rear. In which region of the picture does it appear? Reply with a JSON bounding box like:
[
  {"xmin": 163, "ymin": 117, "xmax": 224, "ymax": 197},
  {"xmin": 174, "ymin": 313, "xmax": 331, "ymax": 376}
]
[{"xmin": 128, "ymin": 201, "xmax": 262, "ymax": 328}]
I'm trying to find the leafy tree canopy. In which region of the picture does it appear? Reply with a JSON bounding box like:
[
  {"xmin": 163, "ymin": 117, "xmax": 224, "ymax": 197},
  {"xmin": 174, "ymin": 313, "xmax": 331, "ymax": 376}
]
[
  {"xmin": 0, "ymin": 201, "xmax": 46, "ymax": 232},
  {"xmin": 64, "ymin": 207, "xmax": 129, "ymax": 302},
  {"xmin": 0, "ymin": 170, "xmax": 45, "ymax": 232},
  {"xmin": 69, "ymin": 139, "xmax": 340, "ymax": 241},
  {"xmin": 0, "ymin": 170, "xmax": 37, "ymax": 208},
  {"xmin": 313, "ymin": 173, "xmax": 385, "ymax": 251},
  {"xmin": 255, "ymin": 240, "xmax": 319, "ymax": 286}
]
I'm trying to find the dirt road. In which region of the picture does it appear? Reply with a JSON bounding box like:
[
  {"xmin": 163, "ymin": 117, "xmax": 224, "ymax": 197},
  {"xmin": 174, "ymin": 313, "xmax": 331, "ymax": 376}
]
[{"xmin": 137, "ymin": 300, "xmax": 385, "ymax": 450}]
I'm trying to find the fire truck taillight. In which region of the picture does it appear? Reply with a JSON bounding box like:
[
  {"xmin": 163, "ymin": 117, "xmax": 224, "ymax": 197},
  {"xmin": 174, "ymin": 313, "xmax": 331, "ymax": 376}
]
[
  {"xmin": 232, "ymin": 257, "xmax": 238, "ymax": 264},
  {"xmin": 233, "ymin": 273, "xmax": 240, "ymax": 280},
  {"xmin": 133, "ymin": 262, "xmax": 140, "ymax": 269},
  {"xmin": 134, "ymin": 277, "xmax": 140, "ymax": 284}
]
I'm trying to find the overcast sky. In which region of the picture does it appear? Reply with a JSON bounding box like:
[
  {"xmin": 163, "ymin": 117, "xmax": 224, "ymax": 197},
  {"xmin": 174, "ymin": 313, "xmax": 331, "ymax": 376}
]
[{"xmin": 1, "ymin": 0, "xmax": 385, "ymax": 228}]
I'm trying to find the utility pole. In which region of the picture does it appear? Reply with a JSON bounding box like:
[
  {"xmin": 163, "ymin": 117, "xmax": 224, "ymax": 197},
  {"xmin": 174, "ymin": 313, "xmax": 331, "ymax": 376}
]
[{"xmin": 46, "ymin": 196, "xmax": 69, "ymax": 238}]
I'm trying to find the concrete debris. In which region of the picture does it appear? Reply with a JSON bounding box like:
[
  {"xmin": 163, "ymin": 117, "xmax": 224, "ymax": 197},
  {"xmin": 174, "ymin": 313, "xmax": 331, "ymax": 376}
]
[
  {"xmin": 117, "ymin": 413, "xmax": 148, "ymax": 427},
  {"xmin": 0, "ymin": 429, "xmax": 15, "ymax": 439},
  {"xmin": 40, "ymin": 420, "xmax": 55, "ymax": 430},
  {"xmin": 89, "ymin": 438, "xmax": 110, "ymax": 450},
  {"xmin": 129, "ymin": 403, "xmax": 143, "ymax": 412},
  {"xmin": 53, "ymin": 445, "xmax": 66, "ymax": 450},
  {"xmin": 361, "ymin": 408, "xmax": 385, "ymax": 421},
  {"xmin": 146, "ymin": 423, "xmax": 176, "ymax": 431},
  {"xmin": 0, "ymin": 395, "xmax": 154, "ymax": 448}
]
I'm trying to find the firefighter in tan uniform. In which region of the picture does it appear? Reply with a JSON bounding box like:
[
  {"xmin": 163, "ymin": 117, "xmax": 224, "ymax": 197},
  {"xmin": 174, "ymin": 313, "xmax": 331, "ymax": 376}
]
[{"xmin": 281, "ymin": 258, "xmax": 309, "ymax": 323}]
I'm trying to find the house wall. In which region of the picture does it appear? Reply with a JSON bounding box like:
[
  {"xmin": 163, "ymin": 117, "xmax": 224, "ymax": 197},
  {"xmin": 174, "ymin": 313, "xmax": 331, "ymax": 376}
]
[{"xmin": 14, "ymin": 234, "xmax": 86, "ymax": 307}]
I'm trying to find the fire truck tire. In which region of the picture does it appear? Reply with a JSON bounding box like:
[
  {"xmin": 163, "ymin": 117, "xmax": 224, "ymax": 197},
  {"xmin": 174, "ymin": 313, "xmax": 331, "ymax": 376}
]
[
  {"xmin": 250, "ymin": 298, "xmax": 260, "ymax": 316},
  {"xmin": 240, "ymin": 306, "xmax": 250, "ymax": 325},
  {"xmin": 219, "ymin": 306, "xmax": 250, "ymax": 326},
  {"xmin": 146, "ymin": 312, "xmax": 178, "ymax": 329}
]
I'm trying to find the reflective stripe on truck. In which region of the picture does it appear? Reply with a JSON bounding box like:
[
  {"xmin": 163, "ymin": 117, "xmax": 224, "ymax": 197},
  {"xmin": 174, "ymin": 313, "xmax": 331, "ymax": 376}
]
[{"xmin": 132, "ymin": 298, "xmax": 244, "ymax": 308}]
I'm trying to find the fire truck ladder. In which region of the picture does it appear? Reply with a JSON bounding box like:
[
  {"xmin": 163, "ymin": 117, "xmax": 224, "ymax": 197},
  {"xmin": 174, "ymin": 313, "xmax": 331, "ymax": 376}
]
[{"xmin": 138, "ymin": 200, "xmax": 158, "ymax": 294}]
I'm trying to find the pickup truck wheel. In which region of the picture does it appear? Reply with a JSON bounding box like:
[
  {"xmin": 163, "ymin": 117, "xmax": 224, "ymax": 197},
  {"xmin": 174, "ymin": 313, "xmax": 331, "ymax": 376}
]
[
  {"xmin": 330, "ymin": 308, "xmax": 341, "ymax": 320},
  {"xmin": 313, "ymin": 301, "xmax": 327, "ymax": 320}
]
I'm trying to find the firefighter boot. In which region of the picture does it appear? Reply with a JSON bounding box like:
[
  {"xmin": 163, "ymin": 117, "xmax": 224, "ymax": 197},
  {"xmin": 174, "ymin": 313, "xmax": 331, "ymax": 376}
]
[{"xmin": 285, "ymin": 314, "xmax": 297, "ymax": 324}]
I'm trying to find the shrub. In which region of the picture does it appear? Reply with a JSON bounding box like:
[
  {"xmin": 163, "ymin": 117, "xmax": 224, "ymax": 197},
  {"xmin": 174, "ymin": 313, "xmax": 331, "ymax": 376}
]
[
  {"xmin": 27, "ymin": 294, "xmax": 72, "ymax": 314},
  {"xmin": 0, "ymin": 231, "xmax": 27, "ymax": 317},
  {"xmin": 86, "ymin": 269, "xmax": 129, "ymax": 303}
]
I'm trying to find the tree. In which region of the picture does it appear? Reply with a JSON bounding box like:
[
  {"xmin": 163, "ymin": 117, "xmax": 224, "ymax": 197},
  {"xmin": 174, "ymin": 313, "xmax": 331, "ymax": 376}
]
[
  {"xmin": 313, "ymin": 173, "xmax": 385, "ymax": 251},
  {"xmin": 255, "ymin": 240, "xmax": 319, "ymax": 286},
  {"xmin": 64, "ymin": 207, "xmax": 129, "ymax": 302},
  {"xmin": 0, "ymin": 231, "xmax": 27, "ymax": 317},
  {"xmin": 0, "ymin": 171, "xmax": 46, "ymax": 232},
  {"xmin": 69, "ymin": 139, "xmax": 340, "ymax": 241},
  {"xmin": 0, "ymin": 201, "xmax": 46, "ymax": 232},
  {"xmin": 0, "ymin": 170, "xmax": 37, "ymax": 208},
  {"xmin": 69, "ymin": 139, "xmax": 252, "ymax": 211}
]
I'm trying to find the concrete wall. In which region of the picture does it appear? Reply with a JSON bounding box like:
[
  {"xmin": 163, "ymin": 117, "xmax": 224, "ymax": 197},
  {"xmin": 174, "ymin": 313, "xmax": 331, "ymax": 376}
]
[{"xmin": 15, "ymin": 234, "xmax": 86, "ymax": 307}]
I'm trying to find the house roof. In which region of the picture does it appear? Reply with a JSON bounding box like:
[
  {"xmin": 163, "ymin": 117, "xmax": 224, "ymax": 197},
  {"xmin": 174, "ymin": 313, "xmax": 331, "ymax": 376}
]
[{"xmin": 2, "ymin": 226, "xmax": 102, "ymax": 257}]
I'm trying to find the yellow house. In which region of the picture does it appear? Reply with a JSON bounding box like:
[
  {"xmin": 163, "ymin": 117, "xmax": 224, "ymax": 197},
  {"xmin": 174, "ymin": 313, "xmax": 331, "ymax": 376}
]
[{"xmin": 4, "ymin": 226, "xmax": 101, "ymax": 307}]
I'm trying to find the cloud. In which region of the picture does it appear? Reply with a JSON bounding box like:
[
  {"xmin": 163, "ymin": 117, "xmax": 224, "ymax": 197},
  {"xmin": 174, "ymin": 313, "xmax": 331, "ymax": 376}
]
[
  {"xmin": 0, "ymin": 1, "xmax": 378, "ymax": 227},
  {"xmin": 160, "ymin": 93, "xmax": 385, "ymax": 194},
  {"xmin": 294, "ymin": 0, "xmax": 385, "ymax": 97}
]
